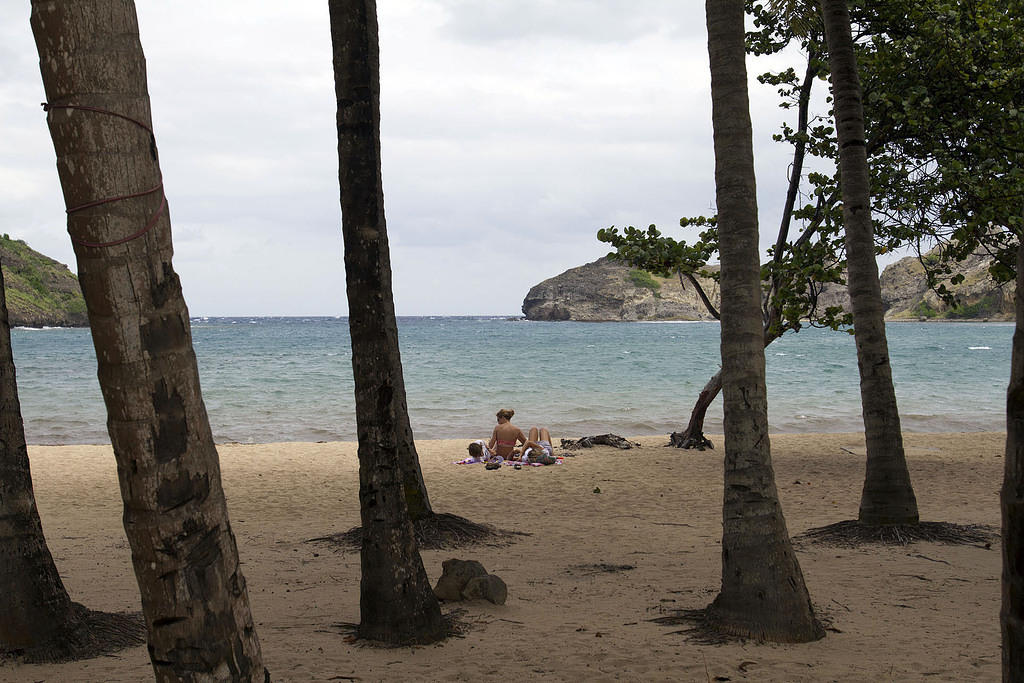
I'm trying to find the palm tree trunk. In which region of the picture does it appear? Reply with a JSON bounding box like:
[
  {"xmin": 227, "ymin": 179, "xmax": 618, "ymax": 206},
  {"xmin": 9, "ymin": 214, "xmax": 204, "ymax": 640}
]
[
  {"xmin": 704, "ymin": 0, "xmax": 822, "ymax": 642},
  {"xmin": 819, "ymin": 0, "xmax": 919, "ymax": 525},
  {"xmin": 31, "ymin": 1, "xmax": 266, "ymax": 679},
  {"xmin": 329, "ymin": 0, "xmax": 446, "ymax": 645},
  {"xmin": 0, "ymin": 262, "xmax": 84, "ymax": 650},
  {"xmin": 1002, "ymin": 240, "xmax": 1024, "ymax": 682}
]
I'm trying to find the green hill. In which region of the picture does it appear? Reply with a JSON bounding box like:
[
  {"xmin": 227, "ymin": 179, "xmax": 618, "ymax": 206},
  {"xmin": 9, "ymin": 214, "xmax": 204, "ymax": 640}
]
[{"xmin": 0, "ymin": 234, "xmax": 87, "ymax": 327}]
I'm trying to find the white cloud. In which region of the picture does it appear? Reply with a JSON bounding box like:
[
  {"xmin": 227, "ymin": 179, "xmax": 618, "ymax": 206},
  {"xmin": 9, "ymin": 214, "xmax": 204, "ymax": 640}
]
[
  {"xmin": 1, "ymin": 1, "xmax": 827, "ymax": 316},
  {"xmin": 434, "ymin": 0, "xmax": 692, "ymax": 45}
]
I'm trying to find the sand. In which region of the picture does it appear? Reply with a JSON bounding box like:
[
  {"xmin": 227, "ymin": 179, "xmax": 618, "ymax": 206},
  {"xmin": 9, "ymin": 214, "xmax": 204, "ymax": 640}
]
[{"xmin": 6, "ymin": 431, "xmax": 1006, "ymax": 682}]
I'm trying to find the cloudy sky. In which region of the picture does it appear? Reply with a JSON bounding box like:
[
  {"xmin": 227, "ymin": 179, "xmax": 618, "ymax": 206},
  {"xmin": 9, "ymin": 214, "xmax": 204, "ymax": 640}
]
[{"xmin": 2, "ymin": 1, "xmax": 834, "ymax": 317}]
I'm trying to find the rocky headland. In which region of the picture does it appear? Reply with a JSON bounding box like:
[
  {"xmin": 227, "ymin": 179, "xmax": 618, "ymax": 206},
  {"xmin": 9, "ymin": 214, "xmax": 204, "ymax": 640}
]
[
  {"xmin": 0, "ymin": 235, "xmax": 87, "ymax": 327},
  {"xmin": 521, "ymin": 258, "xmax": 719, "ymax": 322},
  {"xmin": 522, "ymin": 250, "xmax": 1013, "ymax": 322}
]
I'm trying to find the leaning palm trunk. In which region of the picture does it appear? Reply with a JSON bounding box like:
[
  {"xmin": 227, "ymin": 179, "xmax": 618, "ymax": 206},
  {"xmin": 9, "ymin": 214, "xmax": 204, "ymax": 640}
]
[
  {"xmin": 669, "ymin": 370, "xmax": 721, "ymax": 449},
  {"xmin": 1002, "ymin": 241, "xmax": 1024, "ymax": 681},
  {"xmin": 819, "ymin": 0, "xmax": 918, "ymax": 525},
  {"xmin": 0, "ymin": 262, "xmax": 84, "ymax": 653},
  {"xmin": 329, "ymin": 0, "xmax": 446, "ymax": 645},
  {"xmin": 704, "ymin": 0, "xmax": 823, "ymax": 642},
  {"xmin": 31, "ymin": 1, "xmax": 266, "ymax": 679}
]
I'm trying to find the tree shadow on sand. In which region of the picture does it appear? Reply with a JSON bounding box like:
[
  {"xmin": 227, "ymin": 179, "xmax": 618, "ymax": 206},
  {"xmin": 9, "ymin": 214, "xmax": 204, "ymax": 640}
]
[{"xmin": 307, "ymin": 513, "xmax": 528, "ymax": 551}]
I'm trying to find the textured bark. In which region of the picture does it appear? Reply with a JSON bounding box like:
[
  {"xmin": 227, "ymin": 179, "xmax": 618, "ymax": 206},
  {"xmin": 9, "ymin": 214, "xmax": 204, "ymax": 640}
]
[
  {"xmin": 395, "ymin": 410, "xmax": 433, "ymax": 521},
  {"xmin": 819, "ymin": 0, "xmax": 919, "ymax": 525},
  {"xmin": 31, "ymin": 2, "xmax": 266, "ymax": 680},
  {"xmin": 1002, "ymin": 241, "xmax": 1024, "ymax": 682},
  {"xmin": 0, "ymin": 262, "xmax": 81, "ymax": 648},
  {"xmin": 330, "ymin": 0, "xmax": 446, "ymax": 645},
  {"xmin": 704, "ymin": 0, "xmax": 823, "ymax": 642}
]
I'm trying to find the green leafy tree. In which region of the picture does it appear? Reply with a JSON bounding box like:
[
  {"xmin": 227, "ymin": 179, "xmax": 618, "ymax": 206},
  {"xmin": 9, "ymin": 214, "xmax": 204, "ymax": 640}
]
[
  {"xmin": 854, "ymin": 1, "xmax": 1024, "ymax": 676},
  {"xmin": 603, "ymin": 0, "xmax": 1014, "ymax": 447}
]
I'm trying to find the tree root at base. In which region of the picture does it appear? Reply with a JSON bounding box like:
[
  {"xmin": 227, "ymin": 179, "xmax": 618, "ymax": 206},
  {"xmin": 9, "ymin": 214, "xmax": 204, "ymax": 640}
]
[
  {"xmin": 794, "ymin": 519, "xmax": 999, "ymax": 548},
  {"xmin": 0, "ymin": 604, "xmax": 145, "ymax": 664},
  {"xmin": 307, "ymin": 512, "xmax": 527, "ymax": 552},
  {"xmin": 651, "ymin": 604, "xmax": 828, "ymax": 645},
  {"xmin": 331, "ymin": 608, "xmax": 468, "ymax": 647}
]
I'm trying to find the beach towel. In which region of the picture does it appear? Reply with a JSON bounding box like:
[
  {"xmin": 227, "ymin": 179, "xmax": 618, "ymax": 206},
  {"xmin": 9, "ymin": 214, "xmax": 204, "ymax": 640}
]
[{"xmin": 453, "ymin": 457, "xmax": 562, "ymax": 467}]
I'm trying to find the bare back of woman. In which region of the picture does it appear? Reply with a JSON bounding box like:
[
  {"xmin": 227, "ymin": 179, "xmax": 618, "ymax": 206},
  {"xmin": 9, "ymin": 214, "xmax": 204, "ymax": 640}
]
[{"xmin": 487, "ymin": 408, "xmax": 526, "ymax": 459}]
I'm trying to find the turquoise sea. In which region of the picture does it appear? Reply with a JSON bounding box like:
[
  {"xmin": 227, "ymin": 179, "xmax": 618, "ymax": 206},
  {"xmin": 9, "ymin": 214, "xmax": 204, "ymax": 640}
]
[{"xmin": 9, "ymin": 317, "xmax": 1011, "ymax": 445}]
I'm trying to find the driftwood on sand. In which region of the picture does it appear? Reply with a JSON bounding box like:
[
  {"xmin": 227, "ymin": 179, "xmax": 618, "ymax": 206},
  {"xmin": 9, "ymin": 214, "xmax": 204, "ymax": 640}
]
[
  {"xmin": 559, "ymin": 434, "xmax": 640, "ymax": 451},
  {"xmin": 668, "ymin": 430, "xmax": 714, "ymax": 450}
]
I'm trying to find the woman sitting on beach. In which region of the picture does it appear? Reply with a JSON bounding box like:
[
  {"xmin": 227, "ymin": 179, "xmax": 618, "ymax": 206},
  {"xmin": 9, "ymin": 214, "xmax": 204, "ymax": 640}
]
[
  {"xmin": 520, "ymin": 426, "xmax": 558, "ymax": 465},
  {"xmin": 487, "ymin": 408, "xmax": 527, "ymax": 460}
]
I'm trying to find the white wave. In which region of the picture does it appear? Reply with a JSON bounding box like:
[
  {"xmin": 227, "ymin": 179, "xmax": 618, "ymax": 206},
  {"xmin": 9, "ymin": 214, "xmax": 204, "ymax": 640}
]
[
  {"xmin": 636, "ymin": 319, "xmax": 708, "ymax": 324},
  {"xmin": 968, "ymin": 346, "xmax": 992, "ymax": 350}
]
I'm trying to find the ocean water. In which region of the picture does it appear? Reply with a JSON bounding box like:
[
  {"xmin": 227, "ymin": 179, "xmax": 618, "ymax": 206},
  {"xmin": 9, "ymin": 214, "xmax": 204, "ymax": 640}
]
[{"xmin": 9, "ymin": 317, "xmax": 1012, "ymax": 445}]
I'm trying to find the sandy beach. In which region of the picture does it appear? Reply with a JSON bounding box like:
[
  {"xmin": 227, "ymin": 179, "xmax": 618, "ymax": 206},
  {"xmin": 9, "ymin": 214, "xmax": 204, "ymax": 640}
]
[{"xmin": 6, "ymin": 431, "xmax": 1006, "ymax": 682}]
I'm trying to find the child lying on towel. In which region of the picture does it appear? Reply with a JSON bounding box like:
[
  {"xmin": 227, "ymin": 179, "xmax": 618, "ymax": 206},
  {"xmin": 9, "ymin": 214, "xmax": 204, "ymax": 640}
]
[{"xmin": 455, "ymin": 440, "xmax": 505, "ymax": 469}]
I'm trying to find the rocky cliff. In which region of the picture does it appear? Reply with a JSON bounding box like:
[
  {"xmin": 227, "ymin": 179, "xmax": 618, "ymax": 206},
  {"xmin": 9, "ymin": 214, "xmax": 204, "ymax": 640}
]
[
  {"xmin": 879, "ymin": 250, "xmax": 1013, "ymax": 320},
  {"xmin": 522, "ymin": 258, "xmax": 719, "ymax": 321},
  {"xmin": 523, "ymin": 249, "xmax": 1014, "ymax": 322},
  {"xmin": 0, "ymin": 235, "xmax": 88, "ymax": 327}
]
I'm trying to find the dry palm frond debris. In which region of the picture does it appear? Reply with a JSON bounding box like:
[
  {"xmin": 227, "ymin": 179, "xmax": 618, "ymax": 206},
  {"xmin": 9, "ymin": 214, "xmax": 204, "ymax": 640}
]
[{"xmin": 793, "ymin": 520, "xmax": 999, "ymax": 548}]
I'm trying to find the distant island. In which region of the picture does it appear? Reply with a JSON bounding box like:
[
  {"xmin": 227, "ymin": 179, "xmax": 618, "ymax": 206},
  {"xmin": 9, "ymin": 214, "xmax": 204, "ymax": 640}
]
[
  {"xmin": 0, "ymin": 235, "xmax": 88, "ymax": 327},
  {"xmin": 522, "ymin": 249, "xmax": 1014, "ymax": 322}
]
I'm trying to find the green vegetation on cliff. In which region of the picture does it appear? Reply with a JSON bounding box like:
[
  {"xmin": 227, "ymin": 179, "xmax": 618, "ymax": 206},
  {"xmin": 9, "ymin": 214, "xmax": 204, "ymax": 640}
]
[
  {"xmin": 628, "ymin": 269, "xmax": 662, "ymax": 296},
  {"xmin": 0, "ymin": 234, "xmax": 87, "ymax": 327},
  {"xmin": 910, "ymin": 292, "xmax": 1007, "ymax": 320}
]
